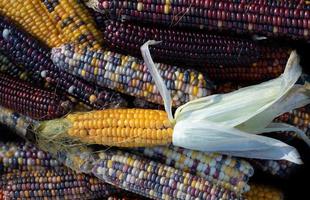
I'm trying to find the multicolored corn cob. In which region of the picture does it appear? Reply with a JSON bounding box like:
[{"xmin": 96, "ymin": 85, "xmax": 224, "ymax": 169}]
[
  {"xmin": 0, "ymin": 0, "xmax": 102, "ymax": 48},
  {"xmin": 138, "ymin": 146, "xmax": 254, "ymax": 194},
  {"xmin": 86, "ymin": 0, "xmax": 310, "ymax": 41},
  {"xmin": 101, "ymin": 20, "xmax": 290, "ymax": 69},
  {"xmin": 51, "ymin": 44, "xmax": 212, "ymax": 106},
  {"xmin": 244, "ymin": 184, "xmax": 283, "ymax": 200},
  {"xmin": 93, "ymin": 150, "xmax": 241, "ymax": 200},
  {"xmin": 249, "ymin": 159, "xmax": 297, "ymax": 178},
  {"xmin": 276, "ymin": 105, "xmax": 310, "ymax": 136},
  {"xmin": 0, "ymin": 17, "xmax": 127, "ymax": 109},
  {"xmin": 0, "ymin": 53, "xmax": 40, "ymax": 84},
  {"xmin": 0, "ymin": 142, "xmax": 61, "ymax": 173},
  {"xmin": 0, "ymin": 73, "xmax": 71, "ymax": 120},
  {"xmin": 0, "ymin": 106, "xmax": 35, "ymax": 138},
  {"xmin": 1, "ymin": 168, "xmax": 116, "ymax": 199}
]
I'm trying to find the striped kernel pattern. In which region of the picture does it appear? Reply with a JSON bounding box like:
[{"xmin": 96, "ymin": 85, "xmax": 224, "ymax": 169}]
[
  {"xmin": 51, "ymin": 44, "xmax": 212, "ymax": 106},
  {"xmin": 139, "ymin": 146, "xmax": 254, "ymax": 194},
  {"xmin": 244, "ymin": 184, "xmax": 283, "ymax": 200},
  {"xmin": 102, "ymin": 20, "xmax": 290, "ymax": 68},
  {"xmin": 1, "ymin": 168, "xmax": 116, "ymax": 199},
  {"xmin": 0, "ymin": 17, "xmax": 127, "ymax": 109},
  {"xmin": 0, "ymin": 0, "xmax": 102, "ymax": 48},
  {"xmin": 87, "ymin": 0, "xmax": 310, "ymax": 41},
  {"xmin": 40, "ymin": 0, "xmax": 103, "ymax": 48},
  {"xmin": 66, "ymin": 109, "xmax": 174, "ymax": 147},
  {"xmin": 0, "ymin": 74, "xmax": 72, "ymax": 120},
  {"xmin": 93, "ymin": 150, "xmax": 241, "ymax": 200},
  {"xmin": 249, "ymin": 159, "xmax": 296, "ymax": 178}
]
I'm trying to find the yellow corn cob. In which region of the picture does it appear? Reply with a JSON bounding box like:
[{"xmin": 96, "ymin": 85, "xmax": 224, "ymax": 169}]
[
  {"xmin": 244, "ymin": 184, "xmax": 283, "ymax": 200},
  {"xmin": 64, "ymin": 109, "xmax": 173, "ymax": 147},
  {"xmin": 0, "ymin": 0, "xmax": 66, "ymax": 47},
  {"xmin": 0, "ymin": 0, "xmax": 102, "ymax": 48}
]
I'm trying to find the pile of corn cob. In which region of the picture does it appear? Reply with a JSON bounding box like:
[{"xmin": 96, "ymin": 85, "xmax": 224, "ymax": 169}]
[{"xmin": 0, "ymin": 0, "xmax": 309, "ymax": 199}]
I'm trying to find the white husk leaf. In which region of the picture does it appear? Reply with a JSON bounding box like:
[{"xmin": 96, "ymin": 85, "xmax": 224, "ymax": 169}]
[{"xmin": 141, "ymin": 41, "xmax": 309, "ymax": 164}]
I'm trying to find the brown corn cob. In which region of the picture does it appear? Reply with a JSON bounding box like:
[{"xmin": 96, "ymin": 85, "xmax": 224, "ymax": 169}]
[
  {"xmin": 86, "ymin": 0, "xmax": 310, "ymax": 41},
  {"xmin": 102, "ymin": 20, "xmax": 290, "ymax": 69},
  {"xmin": 0, "ymin": 73, "xmax": 71, "ymax": 120},
  {"xmin": 0, "ymin": 16, "xmax": 127, "ymax": 109}
]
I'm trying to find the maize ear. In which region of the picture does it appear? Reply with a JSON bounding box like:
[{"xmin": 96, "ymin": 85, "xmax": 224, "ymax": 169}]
[
  {"xmin": 0, "ymin": 73, "xmax": 72, "ymax": 120},
  {"xmin": 65, "ymin": 109, "xmax": 174, "ymax": 147},
  {"xmin": 0, "ymin": 0, "xmax": 102, "ymax": 48},
  {"xmin": 51, "ymin": 44, "xmax": 212, "ymax": 107},
  {"xmin": 244, "ymin": 184, "xmax": 283, "ymax": 200},
  {"xmin": 139, "ymin": 146, "xmax": 254, "ymax": 194},
  {"xmin": 0, "ymin": 17, "xmax": 127, "ymax": 109},
  {"xmin": 102, "ymin": 20, "xmax": 290, "ymax": 69},
  {"xmin": 86, "ymin": 0, "xmax": 310, "ymax": 41},
  {"xmin": 93, "ymin": 150, "xmax": 241, "ymax": 200}
]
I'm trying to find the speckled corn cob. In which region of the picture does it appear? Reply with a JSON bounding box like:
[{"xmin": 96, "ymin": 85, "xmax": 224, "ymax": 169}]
[
  {"xmin": 1, "ymin": 168, "xmax": 116, "ymax": 199},
  {"xmin": 0, "ymin": 53, "xmax": 40, "ymax": 84},
  {"xmin": 249, "ymin": 159, "xmax": 296, "ymax": 178},
  {"xmin": 65, "ymin": 109, "xmax": 174, "ymax": 147},
  {"xmin": 139, "ymin": 146, "xmax": 254, "ymax": 194},
  {"xmin": 0, "ymin": 0, "xmax": 102, "ymax": 48},
  {"xmin": 0, "ymin": 142, "xmax": 60, "ymax": 173},
  {"xmin": 93, "ymin": 150, "xmax": 241, "ymax": 200},
  {"xmin": 0, "ymin": 106, "xmax": 35, "ymax": 138},
  {"xmin": 52, "ymin": 44, "xmax": 212, "ymax": 106},
  {"xmin": 244, "ymin": 184, "xmax": 283, "ymax": 200},
  {"xmin": 276, "ymin": 105, "xmax": 310, "ymax": 135},
  {"xmin": 0, "ymin": 74, "xmax": 72, "ymax": 120},
  {"xmin": 102, "ymin": 20, "xmax": 290, "ymax": 68},
  {"xmin": 40, "ymin": 0, "xmax": 103, "ymax": 48},
  {"xmin": 87, "ymin": 0, "xmax": 310, "ymax": 41},
  {"xmin": 0, "ymin": 17, "xmax": 126, "ymax": 109}
]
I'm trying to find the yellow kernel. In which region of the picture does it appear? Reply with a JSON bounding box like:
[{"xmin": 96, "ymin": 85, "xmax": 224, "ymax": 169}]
[{"xmin": 79, "ymin": 130, "xmax": 88, "ymax": 137}]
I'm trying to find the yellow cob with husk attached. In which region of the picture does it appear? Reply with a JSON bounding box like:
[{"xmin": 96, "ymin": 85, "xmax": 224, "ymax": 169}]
[{"xmin": 33, "ymin": 44, "xmax": 309, "ymax": 164}]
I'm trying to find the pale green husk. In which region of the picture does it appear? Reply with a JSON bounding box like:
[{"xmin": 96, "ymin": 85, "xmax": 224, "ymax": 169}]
[{"xmin": 141, "ymin": 41, "xmax": 309, "ymax": 164}]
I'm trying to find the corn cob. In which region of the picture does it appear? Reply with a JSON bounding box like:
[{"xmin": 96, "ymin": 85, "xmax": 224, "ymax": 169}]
[
  {"xmin": 40, "ymin": 0, "xmax": 103, "ymax": 48},
  {"xmin": 0, "ymin": 106, "xmax": 35, "ymax": 138},
  {"xmin": 51, "ymin": 44, "xmax": 212, "ymax": 106},
  {"xmin": 0, "ymin": 73, "xmax": 72, "ymax": 120},
  {"xmin": 204, "ymin": 65, "xmax": 284, "ymax": 82},
  {"xmin": 276, "ymin": 105, "xmax": 310, "ymax": 134},
  {"xmin": 0, "ymin": 53, "xmax": 41, "ymax": 84},
  {"xmin": 0, "ymin": 141, "xmax": 61, "ymax": 173},
  {"xmin": 62, "ymin": 109, "xmax": 173, "ymax": 147},
  {"xmin": 249, "ymin": 159, "xmax": 296, "ymax": 178},
  {"xmin": 93, "ymin": 150, "xmax": 241, "ymax": 200},
  {"xmin": 86, "ymin": 0, "xmax": 310, "ymax": 41},
  {"xmin": 1, "ymin": 168, "xmax": 117, "ymax": 199},
  {"xmin": 244, "ymin": 184, "xmax": 283, "ymax": 200},
  {"xmin": 0, "ymin": 17, "xmax": 127, "ymax": 109},
  {"xmin": 0, "ymin": 0, "xmax": 102, "ymax": 48},
  {"xmin": 102, "ymin": 20, "xmax": 290, "ymax": 69},
  {"xmin": 138, "ymin": 146, "xmax": 253, "ymax": 194}
]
